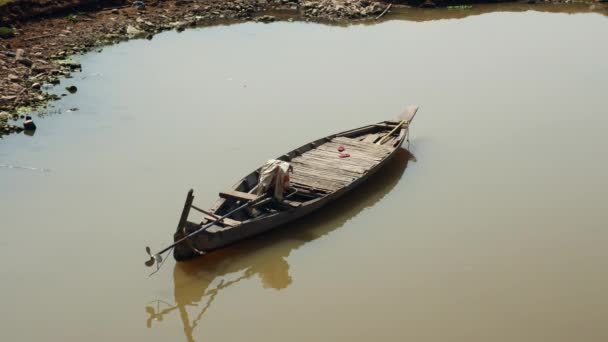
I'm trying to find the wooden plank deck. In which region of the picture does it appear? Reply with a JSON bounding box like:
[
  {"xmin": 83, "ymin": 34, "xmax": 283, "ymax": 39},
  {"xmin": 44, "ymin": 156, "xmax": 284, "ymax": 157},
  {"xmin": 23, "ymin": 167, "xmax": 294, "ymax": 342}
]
[{"xmin": 290, "ymin": 136, "xmax": 392, "ymax": 193}]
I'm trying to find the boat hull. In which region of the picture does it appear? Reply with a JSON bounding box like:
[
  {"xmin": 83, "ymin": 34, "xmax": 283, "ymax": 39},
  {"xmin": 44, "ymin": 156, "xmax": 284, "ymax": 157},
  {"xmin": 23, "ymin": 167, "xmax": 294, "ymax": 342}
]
[{"xmin": 173, "ymin": 137, "xmax": 406, "ymax": 261}]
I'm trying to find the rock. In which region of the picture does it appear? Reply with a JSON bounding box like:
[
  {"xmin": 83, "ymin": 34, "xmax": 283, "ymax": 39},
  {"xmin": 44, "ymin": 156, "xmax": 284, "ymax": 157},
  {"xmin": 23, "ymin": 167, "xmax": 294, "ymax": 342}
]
[
  {"xmin": 32, "ymin": 83, "xmax": 42, "ymax": 90},
  {"xmin": 66, "ymin": 85, "xmax": 78, "ymax": 93},
  {"xmin": 23, "ymin": 116, "xmax": 36, "ymax": 131},
  {"xmin": 8, "ymin": 74, "xmax": 20, "ymax": 82},
  {"xmin": 255, "ymin": 15, "xmax": 276, "ymax": 23},
  {"xmin": 15, "ymin": 48, "xmax": 25, "ymax": 60},
  {"xmin": 1, "ymin": 95, "xmax": 17, "ymax": 102},
  {"xmin": 55, "ymin": 58, "xmax": 82, "ymax": 70},
  {"xmin": 31, "ymin": 63, "xmax": 55, "ymax": 73},
  {"xmin": 133, "ymin": 0, "xmax": 146, "ymax": 10},
  {"xmin": 17, "ymin": 57, "xmax": 33, "ymax": 67},
  {"xmin": 111, "ymin": 8, "xmax": 119, "ymax": 14},
  {"xmin": 0, "ymin": 112, "xmax": 9, "ymax": 121},
  {"xmin": 8, "ymin": 82, "xmax": 24, "ymax": 91},
  {"xmin": 49, "ymin": 78, "xmax": 60, "ymax": 85},
  {"xmin": 126, "ymin": 25, "xmax": 145, "ymax": 37},
  {"xmin": 420, "ymin": 0, "xmax": 437, "ymax": 8}
]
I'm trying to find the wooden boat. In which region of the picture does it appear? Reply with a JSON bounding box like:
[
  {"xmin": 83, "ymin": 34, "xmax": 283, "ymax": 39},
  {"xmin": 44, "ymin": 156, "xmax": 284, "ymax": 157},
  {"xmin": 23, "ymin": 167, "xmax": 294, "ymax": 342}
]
[{"xmin": 172, "ymin": 107, "xmax": 419, "ymax": 261}]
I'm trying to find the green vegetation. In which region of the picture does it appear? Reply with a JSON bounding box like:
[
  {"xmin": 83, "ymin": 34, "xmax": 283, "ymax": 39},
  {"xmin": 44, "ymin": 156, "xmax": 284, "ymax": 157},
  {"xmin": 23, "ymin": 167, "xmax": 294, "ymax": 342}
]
[
  {"xmin": 447, "ymin": 5, "xmax": 473, "ymax": 10},
  {"xmin": 67, "ymin": 14, "xmax": 78, "ymax": 22},
  {"xmin": 16, "ymin": 106, "xmax": 33, "ymax": 115},
  {"xmin": 0, "ymin": 0, "xmax": 14, "ymax": 7},
  {"xmin": 0, "ymin": 26, "xmax": 15, "ymax": 38}
]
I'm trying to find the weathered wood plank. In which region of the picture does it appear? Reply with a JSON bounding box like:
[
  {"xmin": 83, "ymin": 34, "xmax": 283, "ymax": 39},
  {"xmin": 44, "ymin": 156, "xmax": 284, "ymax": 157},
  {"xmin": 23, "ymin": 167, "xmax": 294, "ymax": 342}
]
[
  {"xmin": 282, "ymin": 200, "xmax": 303, "ymax": 208},
  {"xmin": 202, "ymin": 213, "xmax": 241, "ymax": 227},
  {"xmin": 219, "ymin": 190, "xmax": 260, "ymax": 202},
  {"xmin": 291, "ymin": 172, "xmax": 351, "ymax": 186},
  {"xmin": 330, "ymin": 143, "xmax": 392, "ymax": 154},
  {"xmin": 284, "ymin": 134, "xmax": 397, "ymax": 195},
  {"xmin": 292, "ymin": 170, "xmax": 355, "ymax": 184},
  {"xmin": 312, "ymin": 144, "xmax": 389, "ymax": 156},
  {"xmin": 292, "ymin": 157, "xmax": 372, "ymax": 172},
  {"xmin": 290, "ymin": 175, "xmax": 345, "ymax": 189},
  {"xmin": 363, "ymin": 133, "xmax": 381, "ymax": 143}
]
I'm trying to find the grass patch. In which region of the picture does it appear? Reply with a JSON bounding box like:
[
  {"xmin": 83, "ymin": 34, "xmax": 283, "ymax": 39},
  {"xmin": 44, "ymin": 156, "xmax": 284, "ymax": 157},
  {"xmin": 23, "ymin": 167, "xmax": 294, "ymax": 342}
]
[
  {"xmin": 0, "ymin": 26, "xmax": 15, "ymax": 38},
  {"xmin": 0, "ymin": 0, "xmax": 14, "ymax": 7}
]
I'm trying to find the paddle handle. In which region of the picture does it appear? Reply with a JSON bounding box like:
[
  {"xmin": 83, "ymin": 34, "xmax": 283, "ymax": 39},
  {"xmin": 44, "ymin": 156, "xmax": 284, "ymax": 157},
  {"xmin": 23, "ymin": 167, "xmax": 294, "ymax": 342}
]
[
  {"xmin": 378, "ymin": 119, "xmax": 406, "ymax": 145},
  {"xmin": 158, "ymin": 197, "xmax": 265, "ymax": 256}
]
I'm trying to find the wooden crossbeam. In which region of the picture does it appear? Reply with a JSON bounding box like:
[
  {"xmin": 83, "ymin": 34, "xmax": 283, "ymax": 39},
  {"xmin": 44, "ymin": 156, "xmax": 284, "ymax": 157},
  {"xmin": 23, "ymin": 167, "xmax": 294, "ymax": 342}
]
[
  {"xmin": 219, "ymin": 190, "xmax": 260, "ymax": 202},
  {"xmin": 202, "ymin": 213, "xmax": 241, "ymax": 227}
]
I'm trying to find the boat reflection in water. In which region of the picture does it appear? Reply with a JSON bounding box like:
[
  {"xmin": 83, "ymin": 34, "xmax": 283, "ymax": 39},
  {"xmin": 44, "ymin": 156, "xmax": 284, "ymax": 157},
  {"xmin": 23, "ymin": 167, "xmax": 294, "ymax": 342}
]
[{"xmin": 145, "ymin": 148, "xmax": 415, "ymax": 342}]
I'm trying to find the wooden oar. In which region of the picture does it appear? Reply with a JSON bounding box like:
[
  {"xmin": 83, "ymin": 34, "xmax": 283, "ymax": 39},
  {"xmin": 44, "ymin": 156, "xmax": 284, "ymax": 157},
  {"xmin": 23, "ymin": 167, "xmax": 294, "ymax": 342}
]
[
  {"xmin": 145, "ymin": 195, "xmax": 269, "ymax": 270},
  {"xmin": 145, "ymin": 188, "xmax": 299, "ymax": 274},
  {"xmin": 377, "ymin": 105, "xmax": 419, "ymax": 145}
]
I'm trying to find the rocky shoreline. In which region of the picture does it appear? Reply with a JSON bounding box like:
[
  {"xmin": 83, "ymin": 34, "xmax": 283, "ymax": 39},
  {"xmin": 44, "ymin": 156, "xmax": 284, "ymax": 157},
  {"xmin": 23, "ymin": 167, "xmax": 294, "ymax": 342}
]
[
  {"xmin": 1, "ymin": 0, "xmax": 607, "ymax": 137},
  {"xmin": 0, "ymin": 0, "xmax": 402, "ymax": 136}
]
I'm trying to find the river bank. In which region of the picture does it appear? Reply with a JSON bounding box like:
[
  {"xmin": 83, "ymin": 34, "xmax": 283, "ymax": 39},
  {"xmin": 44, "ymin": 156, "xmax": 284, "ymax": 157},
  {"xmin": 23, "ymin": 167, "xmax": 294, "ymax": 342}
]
[{"xmin": 0, "ymin": 0, "xmax": 607, "ymax": 136}]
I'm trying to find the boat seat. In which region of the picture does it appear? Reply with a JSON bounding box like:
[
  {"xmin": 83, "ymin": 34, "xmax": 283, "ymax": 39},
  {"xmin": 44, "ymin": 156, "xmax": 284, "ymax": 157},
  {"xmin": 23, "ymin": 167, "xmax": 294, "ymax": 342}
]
[
  {"xmin": 201, "ymin": 213, "xmax": 241, "ymax": 227},
  {"xmin": 282, "ymin": 200, "xmax": 302, "ymax": 208},
  {"xmin": 219, "ymin": 190, "xmax": 260, "ymax": 202},
  {"xmin": 273, "ymin": 199, "xmax": 302, "ymax": 211}
]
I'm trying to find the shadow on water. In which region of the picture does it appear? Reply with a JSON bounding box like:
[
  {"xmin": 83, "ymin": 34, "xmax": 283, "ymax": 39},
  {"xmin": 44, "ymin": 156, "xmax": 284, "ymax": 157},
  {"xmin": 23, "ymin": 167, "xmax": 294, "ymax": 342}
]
[{"xmin": 145, "ymin": 148, "xmax": 415, "ymax": 342}]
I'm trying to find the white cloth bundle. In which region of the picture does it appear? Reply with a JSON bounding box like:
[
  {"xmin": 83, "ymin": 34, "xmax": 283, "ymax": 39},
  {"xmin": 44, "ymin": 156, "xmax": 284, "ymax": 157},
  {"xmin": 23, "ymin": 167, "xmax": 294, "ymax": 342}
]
[{"xmin": 251, "ymin": 159, "xmax": 293, "ymax": 201}]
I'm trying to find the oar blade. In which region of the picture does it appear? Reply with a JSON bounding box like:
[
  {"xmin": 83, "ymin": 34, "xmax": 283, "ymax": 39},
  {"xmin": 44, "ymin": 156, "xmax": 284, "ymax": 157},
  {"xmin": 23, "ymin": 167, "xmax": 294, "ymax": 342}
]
[{"xmin": 145, "ymin": 246, "xmax": 156, "ymax": 267}]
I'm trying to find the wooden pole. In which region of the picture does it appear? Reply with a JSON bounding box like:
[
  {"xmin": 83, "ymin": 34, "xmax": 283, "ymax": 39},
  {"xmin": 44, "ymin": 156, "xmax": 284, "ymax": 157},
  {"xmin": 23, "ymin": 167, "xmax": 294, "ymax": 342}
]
[
  {"xmin": 376, "ymin": 3, "xmax": 392, "ymax": 20},
  {"xmin": 378, "ymin": 120, "xmax": 406, "ymax": 145}
]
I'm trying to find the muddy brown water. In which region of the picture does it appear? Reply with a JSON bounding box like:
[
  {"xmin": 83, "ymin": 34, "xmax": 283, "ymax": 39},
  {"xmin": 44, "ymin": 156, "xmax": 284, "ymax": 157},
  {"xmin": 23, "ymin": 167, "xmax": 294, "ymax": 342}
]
[{"xmin": 1, "ymin": 5, "xmax": 608, "ymax": 341}]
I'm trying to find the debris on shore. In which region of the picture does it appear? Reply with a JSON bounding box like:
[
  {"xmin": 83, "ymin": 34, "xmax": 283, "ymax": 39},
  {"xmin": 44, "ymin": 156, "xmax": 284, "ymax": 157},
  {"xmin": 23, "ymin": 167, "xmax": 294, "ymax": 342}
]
[{"xmin": 300, "ymin": 0, "xmax": 387, "ymax": 20}]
